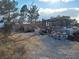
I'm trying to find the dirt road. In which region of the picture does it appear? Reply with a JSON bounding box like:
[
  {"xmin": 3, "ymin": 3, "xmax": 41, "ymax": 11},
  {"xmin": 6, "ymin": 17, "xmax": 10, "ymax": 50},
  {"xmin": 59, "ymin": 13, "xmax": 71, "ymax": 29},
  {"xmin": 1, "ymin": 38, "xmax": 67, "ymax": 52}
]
[
  {"xmin": 27, "ymin": 35, "xmax": 79, "ymax": 59},
  {"xmin": 13, "ymin": 33, "xmax": 79, "ymax": 59}
]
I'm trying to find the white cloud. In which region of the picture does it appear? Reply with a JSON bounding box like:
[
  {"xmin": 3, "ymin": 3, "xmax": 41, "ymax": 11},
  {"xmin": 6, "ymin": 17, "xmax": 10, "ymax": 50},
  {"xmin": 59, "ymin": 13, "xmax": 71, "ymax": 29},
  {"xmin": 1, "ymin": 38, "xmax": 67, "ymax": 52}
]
[
  {"xmin": 39, "ymin": 8, "xmax": 79, "ymax": 15},
  {"xmin": 71, "ymin": 16, "xmax": 79, "ymax": 23},
  {"xmin": 39, "ymin": 8, "xmax": 79, "ymax": 22},
  {"xmin": 39, "ymin": 8, "xmax": 68, "ymax": 15},
  {"xmin": 76, "ymin": 16, "xmax": 79, "ymax": 23},
  {"xmin": 39, "ymin": 0, "xmax": 74, "ymax": 3},
  {"xmin": 72, "ymin": 8, "xmax": 79, "ymax": 11}
]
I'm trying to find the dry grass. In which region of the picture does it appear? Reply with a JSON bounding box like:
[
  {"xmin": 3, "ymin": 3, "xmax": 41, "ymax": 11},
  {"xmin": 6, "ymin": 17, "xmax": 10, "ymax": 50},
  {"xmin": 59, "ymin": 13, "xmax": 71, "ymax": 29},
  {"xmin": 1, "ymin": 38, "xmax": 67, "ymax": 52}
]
[
  {"xmin": 0, "ymin": 33, "xmax": 42, "ymax": 59},
  {"xmin": 0, "ymin": 43, "xmax": 28, "ymax": 59},
  {"xmin": 71, "ymin": 44, "xmax": 79, "ymax": 50},
  {"xmin": 0, "ymin": 33, "xmax": 5, "ymax": 39}
]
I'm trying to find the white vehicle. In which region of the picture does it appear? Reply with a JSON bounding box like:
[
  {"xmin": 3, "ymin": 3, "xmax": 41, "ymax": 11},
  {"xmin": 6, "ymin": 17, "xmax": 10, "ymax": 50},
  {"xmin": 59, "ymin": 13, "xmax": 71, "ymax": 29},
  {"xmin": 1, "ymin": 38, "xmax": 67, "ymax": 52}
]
[
  {"xmin": 0, "ymin": 22, "xmax": 4, "ymax": 28},
  {"xmin": 0, "ymin": 16, "xmax": 4, "ymax": 28}
]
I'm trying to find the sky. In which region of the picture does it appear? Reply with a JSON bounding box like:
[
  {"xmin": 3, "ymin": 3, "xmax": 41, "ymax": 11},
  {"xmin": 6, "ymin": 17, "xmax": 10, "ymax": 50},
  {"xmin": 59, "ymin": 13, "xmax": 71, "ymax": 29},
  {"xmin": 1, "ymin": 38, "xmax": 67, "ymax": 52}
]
[{"xmin": 16, "ymin": 0, "xmax": 79, "ymax": 22}]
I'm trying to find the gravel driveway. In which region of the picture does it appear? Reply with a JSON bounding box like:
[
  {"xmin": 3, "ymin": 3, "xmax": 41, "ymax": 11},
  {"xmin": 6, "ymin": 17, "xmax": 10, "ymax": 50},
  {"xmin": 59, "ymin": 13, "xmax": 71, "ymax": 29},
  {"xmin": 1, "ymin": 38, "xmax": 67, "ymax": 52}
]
[
  {"xmin": 27, "ymin": 35, "xmax": 79, "ymax": 59},
  {"xmin": 13, "ymin": 33, "xmax": 79, "ymax": 59}
]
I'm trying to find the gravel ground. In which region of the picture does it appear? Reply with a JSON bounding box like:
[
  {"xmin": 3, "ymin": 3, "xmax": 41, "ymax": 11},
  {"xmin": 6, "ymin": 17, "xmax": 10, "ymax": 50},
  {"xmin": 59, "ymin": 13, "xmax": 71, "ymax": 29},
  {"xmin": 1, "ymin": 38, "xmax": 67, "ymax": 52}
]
[
  {"xmin": 9, "ymin": 33, "xmax": 79, "ymax": 59},
  {"xmin": 27, "ymin": 35, "xmax": 79, "ymax": 59}
]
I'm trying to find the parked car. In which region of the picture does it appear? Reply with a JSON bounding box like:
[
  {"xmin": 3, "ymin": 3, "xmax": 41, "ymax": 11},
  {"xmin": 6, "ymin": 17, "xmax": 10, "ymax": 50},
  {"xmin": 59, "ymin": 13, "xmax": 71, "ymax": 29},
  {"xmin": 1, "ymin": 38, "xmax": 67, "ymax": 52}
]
[{"xmin": 67, "ymin": 31, "xmax": 79, "ymax": 42}]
